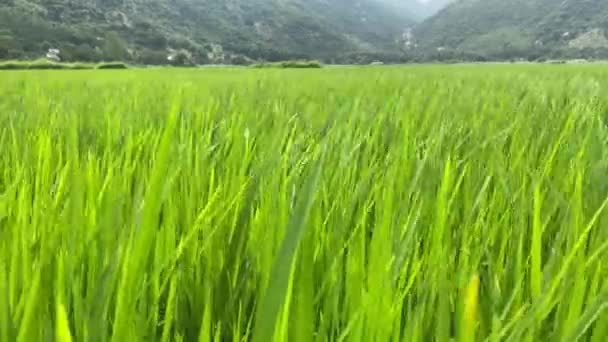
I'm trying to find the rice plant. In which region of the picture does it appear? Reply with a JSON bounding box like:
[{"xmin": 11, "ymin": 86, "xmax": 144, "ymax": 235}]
[{"xmin": 1, "ymin": 65, "xmax": 608, "ymax": 341}]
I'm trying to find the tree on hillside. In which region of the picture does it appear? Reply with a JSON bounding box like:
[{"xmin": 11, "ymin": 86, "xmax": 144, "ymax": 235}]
[
  {"xmin": 0, "ymin": 29, "xmax": 14, "ymax": 59},
  {"xmin": 138, "ymin": 48, "xmax": 169, "ymax": 65},
  {"xmin": 61, "ymin": 43, "xmax": 101, "ymax": 62},
  {"xmin": 169, "ymin": 50, "xmax": 193, "ymax": 66},
  {"xmin": 103, "ymin": 32, "xmax": 129, "ymax": 61}
]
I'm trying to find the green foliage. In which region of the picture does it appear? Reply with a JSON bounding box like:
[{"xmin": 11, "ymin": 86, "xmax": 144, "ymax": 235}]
[
  {"xmin": 0, "ymin": 60, "xmax": 22, "ymax": 69},
  {"xmin": 0, "ymin": 29, "xmax": 13, "ymax": 58},
  {"xmin": 228, "ymin": 54, "xmax": 252, "ymax": 66},
  {"xmin": 60, "ymin": 44, "xmax": 102, "ymax": 62},
  {"xmin": 338, "ymin": 51, "xmax": 405, "ymax": 64},
  {"xmin": 252, "ymin": 60, "xmax": 323, "ymax": 68},
  {"xmin": 169, "ymin": 50, "xmax": 193, "ymax": 66},
  {"xmin": 102, "ymin": 32, "xmax": 130, "ymax": 61},
  {"xmin": 0, "ymin": 60, "xmax": 124, "ymax": 70},
  {"xmin": 27, "ymin": 60, "xmax": 70, "ymax": 69},
  {"xmin": 137, "ymin": 48, "xmax": 169, "ymax": 65},
  {"xmin": 1, "ymin": 65, "xmax": 608, "ymax": 340},
  {"xmin": 96, "ymin": 62, "xmax": 128, "ymax": 69}
]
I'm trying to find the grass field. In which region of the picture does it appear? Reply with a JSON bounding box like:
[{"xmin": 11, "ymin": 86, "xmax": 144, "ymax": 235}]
[{"xmin": 1, "ymin": 65, "xmax": 608, "ymax": 341}]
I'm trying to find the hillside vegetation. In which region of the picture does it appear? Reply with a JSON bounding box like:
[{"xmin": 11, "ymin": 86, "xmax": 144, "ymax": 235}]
[
  {"xmin": 4, "ymin": 0, "xmax": 608, "ymax": 63},
  {"xmin": 413, "ymin": 0, "xmax": 608, "ymax": 60},
  {"xmin": 0, "ymin": 0, "xmax": 414, "ymax": 64}
]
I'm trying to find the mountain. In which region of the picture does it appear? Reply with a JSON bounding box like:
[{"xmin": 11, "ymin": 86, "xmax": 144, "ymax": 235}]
[
  {"xmin": 413, "ymin": 0, "xmax": 608, "ymax": 60},
  {"xmin": 0, "ymin": 0, "xmax": 415, "ymax": 64}
]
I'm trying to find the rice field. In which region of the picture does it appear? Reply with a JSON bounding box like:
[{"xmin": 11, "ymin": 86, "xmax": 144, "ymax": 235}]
[{"xmin": 1, "ymin": 65, "xmax": 608, "ymax": 341}]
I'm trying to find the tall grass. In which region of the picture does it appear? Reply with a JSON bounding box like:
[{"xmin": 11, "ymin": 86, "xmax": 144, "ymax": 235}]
[{"xmin": 1, "ymin": 65, "xmax": 608, "ymax": 341}]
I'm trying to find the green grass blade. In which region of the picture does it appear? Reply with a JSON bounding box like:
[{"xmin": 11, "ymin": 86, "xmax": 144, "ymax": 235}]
[{"xmin": 251, "ymin": 148, "xmax": 325, "ymax": 342}]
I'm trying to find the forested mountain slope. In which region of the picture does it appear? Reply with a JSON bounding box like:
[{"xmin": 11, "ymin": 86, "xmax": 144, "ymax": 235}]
[
  {"xmin": 413, "ymin": 0, "xmax": 608, "ymax": 60},
  {"xmin": 0, "ymin": 0, "xmax": 415, "ymax": 64},
  {"xmin": 7, "ymin": 0, "xmax": 604, "ymax": 64}
]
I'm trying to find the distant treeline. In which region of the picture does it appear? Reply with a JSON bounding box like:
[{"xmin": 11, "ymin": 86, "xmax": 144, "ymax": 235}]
[
  {"xmin": 251, "ymin": 60, "xmax": 322, "ymax": 69},
  {"xmin": 0, "ymin": 59, "xmax": 128, "ymax": 70}
]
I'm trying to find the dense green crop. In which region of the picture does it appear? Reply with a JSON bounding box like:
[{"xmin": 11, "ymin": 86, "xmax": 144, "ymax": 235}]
[{"xmin": 1, "ymin": 65, "xmax": 608, "ymax": 341}]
